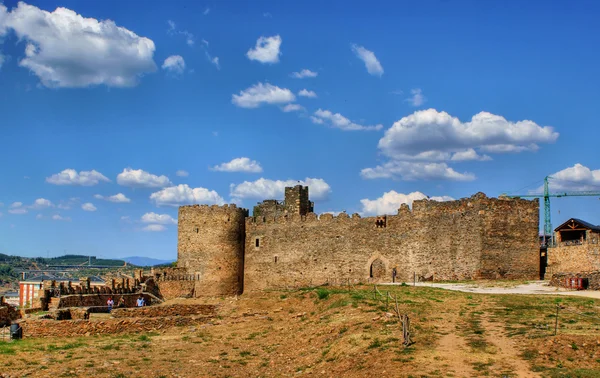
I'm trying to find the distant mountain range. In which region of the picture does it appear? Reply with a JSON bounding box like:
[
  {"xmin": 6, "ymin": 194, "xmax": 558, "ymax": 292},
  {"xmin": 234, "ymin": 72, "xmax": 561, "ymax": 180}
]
[{"xmin": 121, "ymin": 256, "xmax": 175, "ymax": 267}]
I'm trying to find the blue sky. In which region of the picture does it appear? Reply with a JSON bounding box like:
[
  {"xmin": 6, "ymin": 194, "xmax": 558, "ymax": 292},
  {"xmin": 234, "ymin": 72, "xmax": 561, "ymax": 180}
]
[{"xmin": 1, "ymin": 0, "xmax": 599, "ymax": 259}]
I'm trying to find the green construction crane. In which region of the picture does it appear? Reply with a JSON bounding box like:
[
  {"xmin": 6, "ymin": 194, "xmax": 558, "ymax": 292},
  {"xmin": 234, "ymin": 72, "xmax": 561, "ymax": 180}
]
[{"xmin": 502, "ymin": 176, "xmax": 600, "ymax": 246}]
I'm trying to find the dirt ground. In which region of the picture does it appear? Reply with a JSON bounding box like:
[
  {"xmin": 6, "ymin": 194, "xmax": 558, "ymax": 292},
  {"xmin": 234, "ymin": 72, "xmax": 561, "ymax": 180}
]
[{"xmin": 2, "ymin": 285, "xmax": 600, "ymax": 378}]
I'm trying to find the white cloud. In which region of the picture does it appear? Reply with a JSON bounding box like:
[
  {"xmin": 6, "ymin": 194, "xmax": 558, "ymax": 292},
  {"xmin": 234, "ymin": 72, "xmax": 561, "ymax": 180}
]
[
  {"xmin": 94, "ymin": 193, "xmax": 131, "ymax": 203},
  {"xmin": 8, "ymin": 202, "xmax": 27, "ymax": 215},
  {"xmin": 360, "ymin": 190, "xmax": 454, "ymax": 216},
  {"xmin": 143, "ymin": 224, "xmax": 166, "ymax": 232},
  {"xmin": 117, "ymin": 168, "xmax": 172, "ymax": 188},
  {"xmin": 0, "ymin": 54, "xmax": 4, "ymax": 70},
  {"xmin": 351, "ymin": 44, "xmax": 383, "ymax": 76},
  {"xmin": 405, "ymin": 88, "xmax": 425, "ymax": 107},
  {"xmin": 230, "ymin": 178, "xmax": 331, "ymax": 201},
  {"xmin": 29, "ymin": 198, "xmax": 53, "ymax": 210},
  {"xmin": 52, "ymin": 214, "xmax": 71, "ymax": 221},
  {"xmin": 162, "ymin": 55, "xmax": 185, "ymax": 75},
  {"xmin": 209, "ymin": 56, "xmax": 220, "ymax": 70},
  {"xmin": 246, "ymin": 35, "xmax": 282, "ymax": 64},
  {"xmin": 1, "ymin": 2, "xmax": 156, "ymax": 88},
  {"xmin": 232, "ymin": 82, "xmax": 295, "ymax": 108},
  {"xmin": 212, "ymin": 157, "xmax": 263, "ymax": 173},
  {"xmin": 263, "ymin": 12, "xmax": 272, "ymax": 18},
  {"xmin": 290, "ymin": 69, "xmax": 317, "ymax": 79},
  {"xmin": 81, "ymin": 203, "xmax": 97, "ymax": 212},
  {"xmin": 282, "ymin": 103, "xmax": 305, "ymax": 112},
  {"xmin": 360, "ymin": 161, "xmax": 476, "ymax": 181},
  {"xmin": 450, "ymin": 149, "xmax": 492, "ymax": 162},
  {"xmin": 533, "ymin": 164, "xmax": 600, "ymax": 192},
  {"xmin": 311, "ymin": 109, "xmax": 383, "ymax": 131},
  {"xmin": 150, "ymin": 184, "xmax": 225, "ymax": 207},
  {"xmin": 176, "ymin": 170, "xmax": 189, "ymax": 177},
  {"xmin": 203, "ymin": 7, "xmax": 210, "ymax": 15},
  {"xmin": 378, "ymin": 109, "xmax": 559, "ymax": 161},
  {"xmin": 298, "ymin": 89, "xmax": 317, "ymax": 98},
  {"xmin": 35, "ymin": 214, "xmax": 43, "ymax": 220},
  {"xmin": 141, "ymin": 212, "xmax": 177, "ymax": 225},
  {"xmin": 46, "ymin": 169, "xmax": 110, "ymax": 186}
]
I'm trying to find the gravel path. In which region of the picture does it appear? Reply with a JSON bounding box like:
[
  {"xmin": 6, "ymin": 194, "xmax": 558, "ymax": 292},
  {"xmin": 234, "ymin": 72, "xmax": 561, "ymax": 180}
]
[{"xmin": 380, "ymin": 280, "xmax": 600, "ymax": 299}]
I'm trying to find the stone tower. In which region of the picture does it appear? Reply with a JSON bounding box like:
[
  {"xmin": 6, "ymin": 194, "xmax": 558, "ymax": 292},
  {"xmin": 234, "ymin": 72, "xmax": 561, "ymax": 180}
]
[
  {"xmin": 284, "ymin": 185, "xmax": 314, "ymax": 215},
  {"xmin": 177, "ymin": 204, "xmax": 248, "ymax": 296}
]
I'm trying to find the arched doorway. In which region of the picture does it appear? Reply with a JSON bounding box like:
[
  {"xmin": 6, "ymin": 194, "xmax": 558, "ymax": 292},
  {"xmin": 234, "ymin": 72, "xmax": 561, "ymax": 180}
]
[{"xmin": 370, "ymin": 258, "xmax": 386, "ymax": 280}]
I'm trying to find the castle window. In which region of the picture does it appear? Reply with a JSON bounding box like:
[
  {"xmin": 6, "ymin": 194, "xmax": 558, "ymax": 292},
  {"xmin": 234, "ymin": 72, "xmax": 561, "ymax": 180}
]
[
  {"xmin": 255, "ymin": 238, "xmax": 260, "ymax": 248},
  {"xmin": 195, "ymin": 228, "xmax": 199, "ymax": 233},
  {"xmin": 274, "ymin": 256, "xmax": 278, "ymax": 263},
  {"xmin": 376, "ymin": 216, "xmax": 387, "ymax": 228}
]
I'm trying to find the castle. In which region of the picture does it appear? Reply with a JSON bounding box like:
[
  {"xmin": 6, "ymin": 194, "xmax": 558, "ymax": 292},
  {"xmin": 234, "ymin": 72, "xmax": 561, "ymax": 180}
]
[{"xmin": 174, "ymin": 185, "xmax": 540, "ymax": 296}]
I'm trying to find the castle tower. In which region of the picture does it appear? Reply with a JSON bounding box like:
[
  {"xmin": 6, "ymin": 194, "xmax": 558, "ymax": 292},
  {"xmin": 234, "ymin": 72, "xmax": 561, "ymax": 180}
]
[
  {"xmin": 178, "ymin": 204, "xmax": 248, "ymax": 296},
  {"xmin": 284, "ymin": 185, "xmax": 314, "ymax": 215}
]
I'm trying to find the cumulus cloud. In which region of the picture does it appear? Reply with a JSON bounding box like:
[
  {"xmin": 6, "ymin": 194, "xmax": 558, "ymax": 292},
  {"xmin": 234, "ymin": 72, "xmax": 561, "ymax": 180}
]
[
  {"xmin": 450, "ymin": 149, "xmax": 492, "ymax": 162},
  {"xmin": 351, "ymin": 44, "xmax": 383, "ymax": 76},
  {"xmin": 52, "ymin": 214, "xmax": 71, "ymax": 221},
  {"xmin": 230, "ymin": 178, "xmax": 331, "ymax": 201},
  {"xmin": 143, "ymin": 224, "xmax": 166, "ymax": 232},
  {"xmin": 290, "ymin": 69, "xmax": 317, "ymax": 78},
  {"xmin": 150, "ymin": 184, "xmax": 225, "ymax": 207},
  {"xmin": 8, "ymin": 202, "xmax": 27, "ymax": 215},
  {"xmin": 46, "ymin": 169, "xmax": 110, "ymax": 186},
  {"xmin": 360, "ymin": 161, "xmax": 476, "ymax": 181},
  {"xmin": 246, "ymin": 35, "xmax": 282, "ymax": 64},
  {"xmin": 57, "ymin": 197, "xmax": 80, "ymax": 210},
  {"xmin": 29, "ymin": 198, "xmax": 53, "ymax": 210},
  {"xmin": 141, "ymin": 212, "xmax": 177, "ymax": 224},
  {"xmin": 162, "ymin": 55, "xmax": 185, "ymax": 74},
  {"xmin": 211, "ymin": 157, "xmax": 263, "ymax": 173},
  {"xmin": 281, "ymin": 103, "xmax": 304, "ymax": 112},
  {"xmin": 311, "ymin": 109, "xmax": 383, "ymax": 131},
  {"xmin": 94, "ymin": 193, "xmax": 131, "ymax": 203},
  {"xmin": 298, "ymin": 89, "xmax": 317, "ymax": 98},
  {"xmin": 176, "ymin": 170, "xmax": 189, "ymax": 177},
  {"xmin": 378, "ymin": 109, "xmax": 559, "ymax": 161},
  {"xmin": 0, "ymin": 2, "xmax": 156, "ymax": 87},
  {"xmin": 360, "ymin": 190, "xmax": 454, "ymax": 216},
  {"xmin": 232, "ymin": 82, "xmax": 295, "ymax": 108},
  {"xmin": 117, "ymin": 168, "xmax": 172, "ymax": 188},
  {"xmin": 405, "ymin": 88, "xmax": 425, "ymax": 107},
  {"xmin": 532, "ymin": 164, "xmax": 600, "ymax": 192},
  {"xmin": 81, "ymin": 203, "xmax": 97, "ymax": 212}
]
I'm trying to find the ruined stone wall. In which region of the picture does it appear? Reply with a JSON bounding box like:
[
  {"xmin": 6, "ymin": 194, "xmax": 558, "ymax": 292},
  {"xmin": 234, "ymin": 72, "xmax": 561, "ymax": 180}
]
[
  {"xmin": 157, "ymin": 281, "xmax": 195, "ymax": 299},
  {"xmin": 253, "ymin": 200, "xmax": 286, "ymax": 218},
  {"xmin": 547, "ymin": 243, "xmax": 600, "ymax": 275},
  {"xmin": 550, "ymin": 271, "xmax": 600, "ymax": 290},
  {"xmin": 53, "ymin": 294, "xmax": 152, "ymax": 309},
  {"xmin": 244, "ymin": 194, "xmax": 539, "ymax": 291},
  {"xmin": 178, "ymin": 204, "xmax": 248, "ymax": 296},
  {"xmin": 285, "ymin": 185, "xmax": 312, "ymax": 215}
]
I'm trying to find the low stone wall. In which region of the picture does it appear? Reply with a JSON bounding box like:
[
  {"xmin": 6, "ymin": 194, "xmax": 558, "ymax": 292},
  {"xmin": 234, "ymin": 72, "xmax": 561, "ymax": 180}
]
[
  {"xmin": 0, "ymin": 303, "xmax": 21, "ymax": 326},
  {"xmin": 157, "ymin": 281, "xmax": 195, "ymax": 300},
  {"xmin": 20, "ymin": 315, "xmax": 215, "ymax": 338},
  {"xmin": 550, "ymin": 271, "xmax": 600, "ymax": 290},
  {"xmin": 110, "ymin": 304, "xmax": 217, "ymax": 318},
  {"xmin": 53, "ymin": 293, "xmax": 152, "ymax": 309}
]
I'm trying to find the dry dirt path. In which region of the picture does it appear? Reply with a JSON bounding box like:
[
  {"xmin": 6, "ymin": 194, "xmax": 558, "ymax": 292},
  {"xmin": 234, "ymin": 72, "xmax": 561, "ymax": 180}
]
[
  {"xmin": 480, "ymin": 314, "xmax": 541, "ymax": 378},
  {"xmin": 383, "ymin": 281, "xmax": 600, "ymax": 299}
]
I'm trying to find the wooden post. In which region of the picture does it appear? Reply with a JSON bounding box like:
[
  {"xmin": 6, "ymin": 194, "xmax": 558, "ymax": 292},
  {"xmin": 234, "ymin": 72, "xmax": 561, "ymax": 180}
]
[
  {"xmin": 554, "ymin": 304, "xmax": 560, "ymax": 336},
  {"xmin": 413, "ymin": 272, "xmax": 416, "ymax": 287}
]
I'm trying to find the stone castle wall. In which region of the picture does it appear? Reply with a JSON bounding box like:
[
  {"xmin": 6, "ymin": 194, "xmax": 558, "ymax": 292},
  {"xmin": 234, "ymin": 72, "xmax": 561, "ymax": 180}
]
[
  {"xmin": 177, "ymin": 204, "xmax": 248, "ymax": 296},
  {"xmin": 243, "ymin": 194, "xmax": 539, "ymax": 291},
  {"xmin": 547, "ymin": 242, "xmax": 600, "ymax": 275}
]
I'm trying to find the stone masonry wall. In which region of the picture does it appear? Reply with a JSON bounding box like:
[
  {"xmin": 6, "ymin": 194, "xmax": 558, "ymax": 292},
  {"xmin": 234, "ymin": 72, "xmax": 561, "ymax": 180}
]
[
  {"xmin": 547, "ymin": 243, "xmax": 600, "ymax": 276},
  {"xmin": 157, "ymin": 281, "xmax": 196, "ymax": 299},
  {"xmin": 53, "ymin": 293, "xmax": 152, "ymax": 309},
  {"xmin": 244, "ymin": 194, "xmax": 539, "ymax": 291},
  {"xmin": 178, "ymin": 204, "xmax": 248, "ymax": 296}
]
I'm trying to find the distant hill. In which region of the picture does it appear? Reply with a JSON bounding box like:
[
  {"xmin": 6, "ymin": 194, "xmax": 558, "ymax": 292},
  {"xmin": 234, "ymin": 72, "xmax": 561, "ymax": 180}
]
[{"xmin": 121, "ymin": 256, "xmax": 175, "ymax": 267}]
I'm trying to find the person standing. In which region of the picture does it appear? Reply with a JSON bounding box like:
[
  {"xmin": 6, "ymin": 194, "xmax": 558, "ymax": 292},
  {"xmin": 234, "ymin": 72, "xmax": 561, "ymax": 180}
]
[
  {"xmin": 392, "ymin": 267, "xmax": 397, "ymax": 283},
  {"xmin": 107, "ymin": 297, "xmax": 114, "ymax": 313},
  {"xmin": 136, "ymin": 295, "xmax": 145, "ymax": 307}
]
